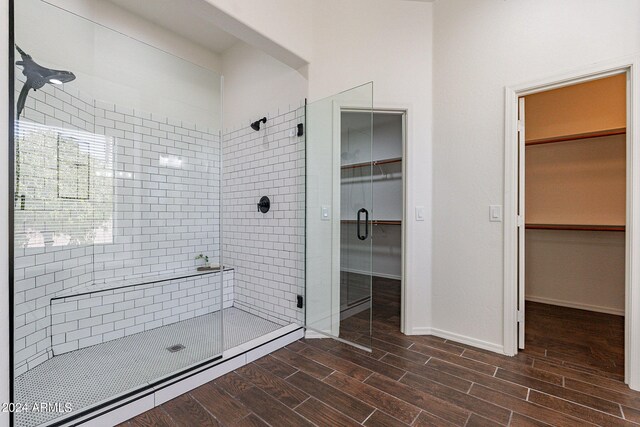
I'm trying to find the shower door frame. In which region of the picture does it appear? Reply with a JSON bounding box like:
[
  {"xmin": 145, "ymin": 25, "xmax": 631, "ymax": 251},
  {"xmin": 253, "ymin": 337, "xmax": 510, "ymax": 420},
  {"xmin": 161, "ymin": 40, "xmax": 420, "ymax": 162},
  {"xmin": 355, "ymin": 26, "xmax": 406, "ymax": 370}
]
[{"xmin": 7, "ymin": 4, "xmax": 16, "ymax": 427}]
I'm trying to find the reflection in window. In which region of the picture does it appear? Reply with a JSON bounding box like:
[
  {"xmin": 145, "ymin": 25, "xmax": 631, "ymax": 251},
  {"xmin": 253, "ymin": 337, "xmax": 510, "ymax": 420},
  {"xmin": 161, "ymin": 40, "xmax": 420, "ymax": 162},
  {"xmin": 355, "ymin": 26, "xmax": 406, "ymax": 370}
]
[{"xmin": 14, "ymin": 121, "xmax": 114, "ymax": 247}]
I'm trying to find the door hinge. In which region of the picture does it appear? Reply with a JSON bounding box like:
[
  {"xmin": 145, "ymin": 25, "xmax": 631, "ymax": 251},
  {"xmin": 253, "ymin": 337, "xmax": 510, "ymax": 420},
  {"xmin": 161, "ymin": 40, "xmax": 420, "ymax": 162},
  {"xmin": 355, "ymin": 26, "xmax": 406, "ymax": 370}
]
[
  {"xmin": 517, "ymin": 215, "xmax": 524, "ymax": 227},
  {"xmin": 517, "ymin": 310, "xmax": 524, "ymax": 322},
  {"xmin": 517, "ymin": 120, "xmax": 524, "ymax": 132}
]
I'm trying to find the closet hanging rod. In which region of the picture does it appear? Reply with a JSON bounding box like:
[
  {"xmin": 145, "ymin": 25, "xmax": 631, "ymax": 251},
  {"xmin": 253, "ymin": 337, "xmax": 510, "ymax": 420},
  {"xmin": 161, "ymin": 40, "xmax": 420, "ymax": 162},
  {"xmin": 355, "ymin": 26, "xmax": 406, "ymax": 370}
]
[
  {"xmin": 525, "ymin": 127, "xmax": 626, "ymax": 146},
  {"xmin": 341, "ymin": 157, "xmax": 402, "ymax": 170},
  {"xmin": 341, "ymin": 220, "xmax": 401, "ymax": 225}
]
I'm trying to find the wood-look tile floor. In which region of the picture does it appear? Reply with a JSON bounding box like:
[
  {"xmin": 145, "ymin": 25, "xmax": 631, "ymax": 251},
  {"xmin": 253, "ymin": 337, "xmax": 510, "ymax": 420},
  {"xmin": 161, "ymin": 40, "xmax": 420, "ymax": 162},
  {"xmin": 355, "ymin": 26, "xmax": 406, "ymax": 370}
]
[{"xmin": 122, "ymin": 279, "xmax": 638, "ymax": 426}]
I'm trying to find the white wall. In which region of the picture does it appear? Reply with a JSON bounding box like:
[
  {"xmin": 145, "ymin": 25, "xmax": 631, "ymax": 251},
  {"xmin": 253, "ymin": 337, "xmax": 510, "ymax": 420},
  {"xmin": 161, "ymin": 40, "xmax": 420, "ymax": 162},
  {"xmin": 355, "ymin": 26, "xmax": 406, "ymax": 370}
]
[
  {"xmin": 46, "ymin": 0, "xmax": 221, "ymax": 72},
  {"xmin": 308, "ymin": 0, "xmax": 433, "ymax": 334},
  {"xmin": 17, "ymin": 0, "xmax": 222, "ymax": 130},
  {"xmin": 433, "ymin": 0, "xmax": 640, "ymax": 351},
  {"xmin": 526, "ymin": 230, "xmax": 625, "ymax": 315},
  {"xmin": 203, "ymin": 0, "xmax": 312, "ymax": 68},
  {"xmin": 221, "ymin": 41, "xmax": 307, "ymax": 132}
]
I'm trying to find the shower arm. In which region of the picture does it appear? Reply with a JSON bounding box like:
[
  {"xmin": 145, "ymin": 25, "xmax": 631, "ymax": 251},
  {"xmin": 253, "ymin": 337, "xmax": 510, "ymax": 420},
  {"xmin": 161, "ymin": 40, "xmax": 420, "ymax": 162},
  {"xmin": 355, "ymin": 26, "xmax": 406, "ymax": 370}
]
[{"xmin": 16, "ymin": 84, "xmax": 32, "ymax": 120}]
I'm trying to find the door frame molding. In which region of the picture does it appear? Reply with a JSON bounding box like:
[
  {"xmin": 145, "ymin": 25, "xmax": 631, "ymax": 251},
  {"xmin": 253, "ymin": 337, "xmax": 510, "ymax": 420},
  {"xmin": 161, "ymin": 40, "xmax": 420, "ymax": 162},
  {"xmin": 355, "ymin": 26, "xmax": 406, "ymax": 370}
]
[
  {"xmin": 331, "ymin": 106, "xmax": 408, "ymax": 337},
  {"xmin": 503, "ymin": 56, "xmax": 640, "ymax": 390},
  {"xmin": 368, "ymin": 108, "xmax": 408, "ymax": 333}
]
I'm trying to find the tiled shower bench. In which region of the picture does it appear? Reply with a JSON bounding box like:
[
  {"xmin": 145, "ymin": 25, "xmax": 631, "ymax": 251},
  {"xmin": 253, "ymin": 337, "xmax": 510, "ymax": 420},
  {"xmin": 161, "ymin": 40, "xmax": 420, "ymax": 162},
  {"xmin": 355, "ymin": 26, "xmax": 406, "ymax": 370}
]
[{"xmin": 50, "ymin": 269, "xmax": 234, "ymax": 355}]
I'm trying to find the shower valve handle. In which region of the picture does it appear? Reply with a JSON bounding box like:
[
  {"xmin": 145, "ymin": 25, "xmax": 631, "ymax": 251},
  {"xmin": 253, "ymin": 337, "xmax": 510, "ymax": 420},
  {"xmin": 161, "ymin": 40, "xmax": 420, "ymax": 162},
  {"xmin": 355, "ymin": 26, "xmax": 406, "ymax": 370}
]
[{"xmin": 257, "ymin": 196, "xmax": 271, "ymax": 213}]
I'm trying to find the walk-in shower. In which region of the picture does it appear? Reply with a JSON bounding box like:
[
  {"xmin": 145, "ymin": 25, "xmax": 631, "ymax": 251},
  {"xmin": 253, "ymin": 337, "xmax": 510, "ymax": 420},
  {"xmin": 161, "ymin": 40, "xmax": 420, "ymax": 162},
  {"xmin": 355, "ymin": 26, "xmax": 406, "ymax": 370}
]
[
  {"xmin": 10, "ymin": 2, "xmax": 378, "ymax": 426},
  {"xmin": 10, "ymin": 1, "xmax": 304, "ymax": 426}
]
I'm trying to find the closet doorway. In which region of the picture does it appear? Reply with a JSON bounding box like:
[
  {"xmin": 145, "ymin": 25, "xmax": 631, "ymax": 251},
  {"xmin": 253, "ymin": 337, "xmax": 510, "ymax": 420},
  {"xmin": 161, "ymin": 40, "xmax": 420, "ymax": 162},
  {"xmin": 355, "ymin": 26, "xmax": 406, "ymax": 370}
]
[
  {"xmin": 340, "ymin": 110, "xmax": 406, "ymax": 337},
  {"xmin": 519, "ymin": 74, "xmax": 627, "ymax": 379},
  {"xmin": 503, "ymin": 58, "xmax": 640, "ymax": 390}
]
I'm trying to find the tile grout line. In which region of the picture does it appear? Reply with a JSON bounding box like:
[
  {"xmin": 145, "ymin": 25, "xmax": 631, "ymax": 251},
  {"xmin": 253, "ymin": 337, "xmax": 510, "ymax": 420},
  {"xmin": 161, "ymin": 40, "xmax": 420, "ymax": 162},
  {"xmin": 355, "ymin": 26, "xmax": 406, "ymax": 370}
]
[
  {"xmin": 283, "ymin": 368, "xmax": 300, "ymax": 380},
  {"xmin": 462, "ymin": 412, "xmax": 472, "ymax": 426},
  {"xmin": 408, "ymin": 410, "xmax": 423, "ymax": 426},
  {"xmin": 291, "ymin": 395, "xmax": 311, "ymax": 411},
  {"xmin": 361, "ymin": 371, "xmax": 375, "ymax": 383},
  {"xmin": 360, "ymin": 409, "xmax": 376, "ymax": 425}
]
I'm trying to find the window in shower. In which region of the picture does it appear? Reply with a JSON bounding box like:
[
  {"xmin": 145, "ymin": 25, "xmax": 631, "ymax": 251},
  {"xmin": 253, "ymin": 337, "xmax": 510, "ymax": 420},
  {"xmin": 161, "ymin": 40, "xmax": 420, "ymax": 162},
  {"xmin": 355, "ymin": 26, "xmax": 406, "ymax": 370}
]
[
  {"xmin": 11, "ymin": 1, "xmax": 223, "ymax": 426},
  {"xmin": 56, "ymin": 135, "xmax": 90, "ymax": 200}
]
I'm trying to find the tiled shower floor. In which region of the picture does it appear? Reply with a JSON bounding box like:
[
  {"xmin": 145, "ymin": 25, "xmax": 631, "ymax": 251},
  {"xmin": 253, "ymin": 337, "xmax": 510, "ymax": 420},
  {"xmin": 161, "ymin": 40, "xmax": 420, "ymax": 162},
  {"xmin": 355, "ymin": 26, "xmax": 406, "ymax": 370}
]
[{"xmin": 15, "ymin": 308, "xmax": 282, "ymax": 427}]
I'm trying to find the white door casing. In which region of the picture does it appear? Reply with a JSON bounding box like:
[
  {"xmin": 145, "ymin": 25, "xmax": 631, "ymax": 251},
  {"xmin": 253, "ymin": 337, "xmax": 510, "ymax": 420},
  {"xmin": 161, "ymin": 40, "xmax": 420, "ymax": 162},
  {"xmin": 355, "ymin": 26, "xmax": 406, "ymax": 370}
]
[{"xmin": 503, "ymin": 56, "xmax": 640, "ymax": 390}]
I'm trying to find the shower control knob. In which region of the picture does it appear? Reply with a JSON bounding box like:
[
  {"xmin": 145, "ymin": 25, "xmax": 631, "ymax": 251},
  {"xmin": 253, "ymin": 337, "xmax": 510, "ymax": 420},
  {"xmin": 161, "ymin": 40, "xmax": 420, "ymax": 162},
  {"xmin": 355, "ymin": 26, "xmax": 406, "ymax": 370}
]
[{"xmin": 257, "ymin": 196, "xmax": 271, "ymax": 214}]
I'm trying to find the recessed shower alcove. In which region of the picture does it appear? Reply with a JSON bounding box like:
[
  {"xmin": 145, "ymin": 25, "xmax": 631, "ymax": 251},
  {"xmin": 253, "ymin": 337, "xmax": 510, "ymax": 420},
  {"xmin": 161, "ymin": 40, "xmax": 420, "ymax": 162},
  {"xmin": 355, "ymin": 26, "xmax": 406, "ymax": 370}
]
[
  {"xmin": 11, "ymin": 1, "xmax": 307, "ymax": 425},
  {"xmin": 10, "ymin": 1, "xmax": 378, "ymax": 425}
]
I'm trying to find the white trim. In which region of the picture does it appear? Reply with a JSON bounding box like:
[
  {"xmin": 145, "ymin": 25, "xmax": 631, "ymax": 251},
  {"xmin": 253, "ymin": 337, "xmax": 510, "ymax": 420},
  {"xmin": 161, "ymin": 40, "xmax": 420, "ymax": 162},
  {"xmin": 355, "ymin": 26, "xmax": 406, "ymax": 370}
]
[
  {"xmin": 371, "ymin": 105, "xmax": 410, "ymax": 335},
  {"xmin": 503, "ymin": 85, "xmax": 519, "ymax": 357},
  {"xmin": 503, "ymin": 55, "xmax": 640, "ymax": 390},
  {"xmin": 340, "ymin": 300, "xmax": 371, "ymax": 320},
  {"xmin": 525, "ymin": 296, "xmax": 625, "ymax": 316},
  {"xmin": 625, "ymin": 57, "xmax": 640, "ymax": 390},
  {"xmin": 404, "ymin": 326, "xmax": 504, "ymax": 355},
  {"xmin": 332, "ymin": 100, "xmax": 342, "ymax": 337},
  {"xmin": 304, "ymin": 329, "xmax": 329, "ymax": 339},
  {"xmin": 429, "ymin": 328, "xmax": 504, "ymax": 354},
  {"xmin": 405, "ymin": 326, "xmax": 432, "ymax": 335}
]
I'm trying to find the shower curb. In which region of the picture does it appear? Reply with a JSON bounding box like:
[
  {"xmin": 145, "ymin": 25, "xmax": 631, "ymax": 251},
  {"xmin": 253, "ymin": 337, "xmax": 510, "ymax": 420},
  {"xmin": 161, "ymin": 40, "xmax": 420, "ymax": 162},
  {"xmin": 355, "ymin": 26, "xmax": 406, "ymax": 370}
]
[{"xmin": 39, "ymin": 324, "xmax": 304, "ymax": 427}]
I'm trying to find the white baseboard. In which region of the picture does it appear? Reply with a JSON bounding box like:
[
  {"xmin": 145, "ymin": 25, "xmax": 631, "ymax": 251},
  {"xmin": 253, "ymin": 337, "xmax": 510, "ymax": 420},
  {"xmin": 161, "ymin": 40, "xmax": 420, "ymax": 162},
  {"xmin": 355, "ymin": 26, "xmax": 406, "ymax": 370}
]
[
  {"xmin": 525, "ymin": 295, "xmax": 624, "ymax": 316},
  {"xmin": 405, "ymin": 326, "xmax": 432, "ymax": 335},
  {"xmin": 304, "ymin": 329, "xmax": 330, "ymax": 339},
  {"xmin": 429, "ymin": 328, "xmax": 504, "ymax": 354},
  {"xmin": 405, "ymin": 326, "xmax": 504, "ymax": 355},
  {"xmin": 340, "ymin": 300, "xmax": 370, "ymax": 320}
]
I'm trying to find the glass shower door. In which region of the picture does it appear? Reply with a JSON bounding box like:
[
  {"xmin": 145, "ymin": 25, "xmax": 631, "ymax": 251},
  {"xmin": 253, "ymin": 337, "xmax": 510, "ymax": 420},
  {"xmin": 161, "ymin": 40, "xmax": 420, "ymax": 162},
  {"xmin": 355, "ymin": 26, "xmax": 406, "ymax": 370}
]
[{"xmin": 306, "ymin": 83, "xmax": 373, "ymax": 350}]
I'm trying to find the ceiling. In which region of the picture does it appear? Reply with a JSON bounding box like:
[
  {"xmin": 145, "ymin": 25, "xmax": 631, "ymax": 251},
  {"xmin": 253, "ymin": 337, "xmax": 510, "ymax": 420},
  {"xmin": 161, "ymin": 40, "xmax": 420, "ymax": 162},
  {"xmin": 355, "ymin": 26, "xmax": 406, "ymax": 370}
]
[{"xmin": 108, "ymin": 0, "xmax": 240, "ymax": 54}]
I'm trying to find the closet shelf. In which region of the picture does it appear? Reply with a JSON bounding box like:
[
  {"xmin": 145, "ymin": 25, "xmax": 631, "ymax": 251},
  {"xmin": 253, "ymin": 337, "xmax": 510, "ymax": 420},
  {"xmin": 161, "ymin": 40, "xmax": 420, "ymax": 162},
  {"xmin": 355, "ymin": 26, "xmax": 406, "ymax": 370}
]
[
  {"xmin": 341, "ymin": 220, "xmax": 402, "ymax": 225},
  {"xmin": 525, "ymin": 127, "xmax": 626, "ymax": 146},
  {"xmin": 341, "ymin": 157, "xmax": 402, "ymax": 170},
  {"xmin": 525, "ymin": 223, "xmax": 625, "ymax": 232}
]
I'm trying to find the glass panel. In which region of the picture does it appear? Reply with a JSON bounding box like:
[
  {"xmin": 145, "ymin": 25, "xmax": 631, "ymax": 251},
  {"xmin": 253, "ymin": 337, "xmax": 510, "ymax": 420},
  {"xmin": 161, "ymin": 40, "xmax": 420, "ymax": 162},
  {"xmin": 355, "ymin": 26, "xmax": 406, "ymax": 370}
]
[
  {"xmin": 12, "ymin": 1, "xmax": 222, "ymax": 425},
  {"xmin": 306, "ymin": 83, "xmax": 373, "ymax": 350}
]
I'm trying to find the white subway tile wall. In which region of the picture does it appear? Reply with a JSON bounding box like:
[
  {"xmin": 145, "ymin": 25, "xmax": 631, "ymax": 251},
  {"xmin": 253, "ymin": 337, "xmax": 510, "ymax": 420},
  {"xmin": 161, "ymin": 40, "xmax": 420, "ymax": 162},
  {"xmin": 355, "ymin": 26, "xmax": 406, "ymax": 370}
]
[
  {"xmin": 222, "ymin": 107, "xmax": 306, "ymax": 326},
  {"xmin": 50, "ymin": 271, "xmax": 233, "ymax": 355},
  {"xmin": 13, "ymin": 77, "xmax": 225, "ymax": 374}
]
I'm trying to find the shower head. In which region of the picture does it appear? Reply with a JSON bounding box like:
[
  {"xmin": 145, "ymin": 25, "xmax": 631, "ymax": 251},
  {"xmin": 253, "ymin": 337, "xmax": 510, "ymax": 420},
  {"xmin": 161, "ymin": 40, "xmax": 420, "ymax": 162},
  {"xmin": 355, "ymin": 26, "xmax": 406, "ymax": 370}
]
[
  {"xmin": 15, "ymin": 45, "xmax": 76, "ymax": 119},
  {"xmin": 251, "ymin": 117, "xmax": 267, "ymax": 131}
]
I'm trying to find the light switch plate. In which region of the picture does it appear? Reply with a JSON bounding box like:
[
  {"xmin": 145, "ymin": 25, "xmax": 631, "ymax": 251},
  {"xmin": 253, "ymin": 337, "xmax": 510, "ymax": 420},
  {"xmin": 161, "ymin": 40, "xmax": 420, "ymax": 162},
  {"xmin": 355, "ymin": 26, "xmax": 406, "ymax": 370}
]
[
  {"xmin": 490, "ymin": 205, "xmax": 503, "ymax": 222},
  {"xmin": 415, "ymin": 206, "xmax": 425, "ymax": 221},
  {"xmin": 321, "ymin": 206, "xmax": 330, "ymax": 221}
]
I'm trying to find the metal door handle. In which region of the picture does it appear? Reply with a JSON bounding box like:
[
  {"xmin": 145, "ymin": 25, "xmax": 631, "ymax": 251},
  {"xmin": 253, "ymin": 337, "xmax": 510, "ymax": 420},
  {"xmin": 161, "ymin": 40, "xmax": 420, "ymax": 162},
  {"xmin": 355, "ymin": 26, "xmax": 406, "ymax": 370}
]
[{"xmin": 357, "ymin": 208, "xmax": 369, "ymax": 240}]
